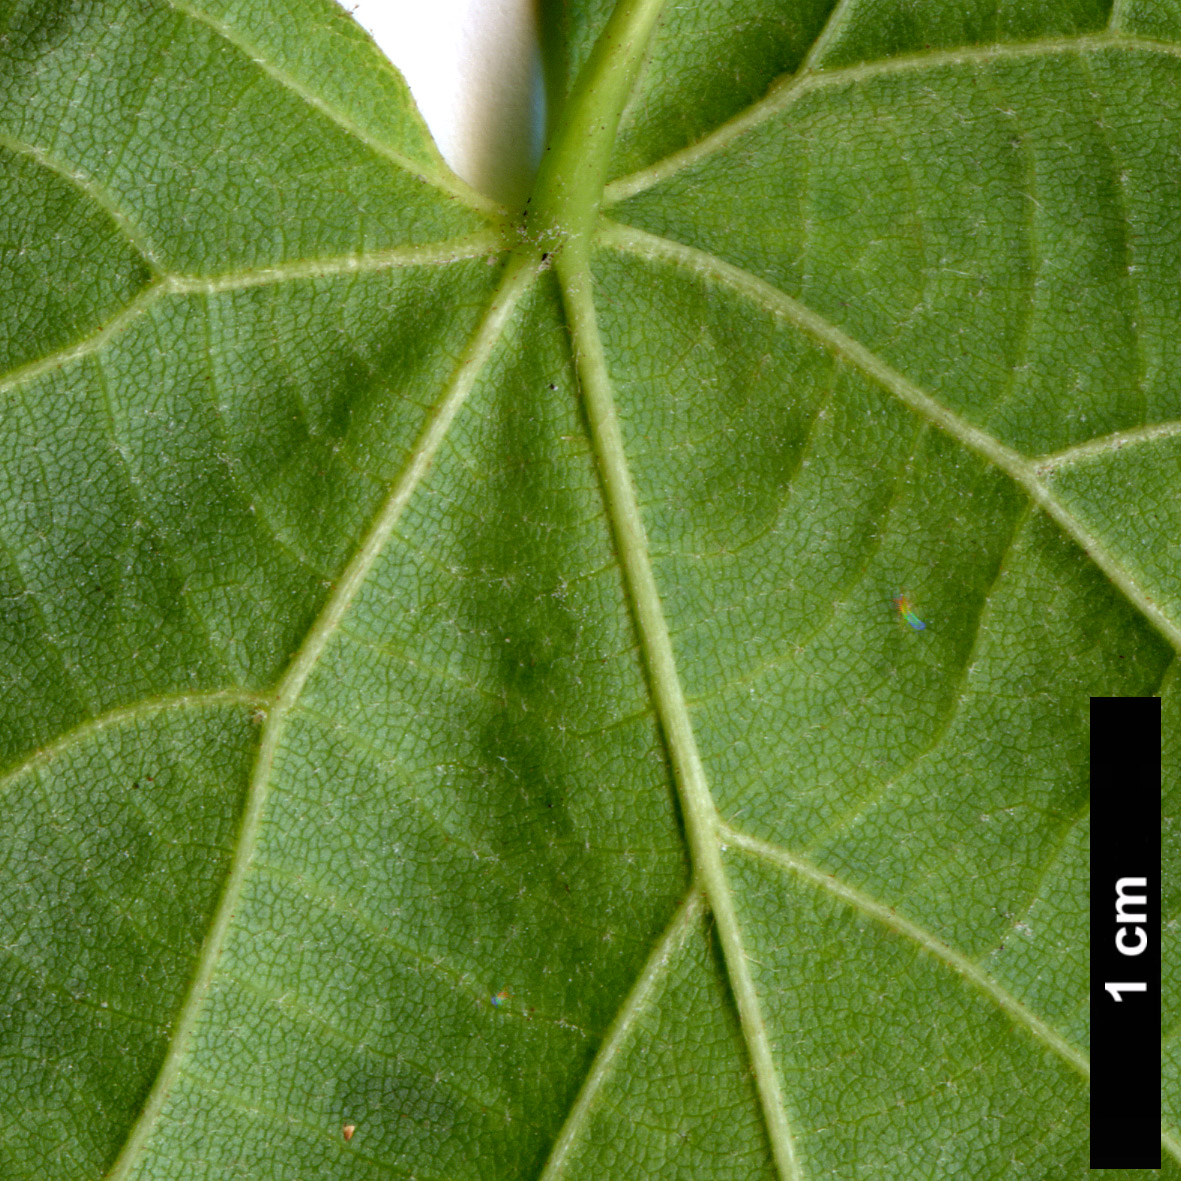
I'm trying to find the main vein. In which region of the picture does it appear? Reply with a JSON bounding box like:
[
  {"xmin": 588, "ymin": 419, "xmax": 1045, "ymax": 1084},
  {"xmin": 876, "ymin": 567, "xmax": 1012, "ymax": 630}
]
[
  {"xmin": 556, "ymin": 246, "xmax": 800, "ymax": 1181},
  {"xmin": 527, "ymin": 1, "xmax": 810, "ymax": 1169},
  {"xmin": 102, "ymin": 254, "xmax": 535, "ymax": 1179}
]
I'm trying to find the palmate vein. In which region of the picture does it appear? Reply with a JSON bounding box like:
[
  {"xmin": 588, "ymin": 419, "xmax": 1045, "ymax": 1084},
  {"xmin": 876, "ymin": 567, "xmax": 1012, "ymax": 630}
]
[
  {"xmin": 600, "ymin": 219, "xmax": 1181, "ymax": 654},
  {"xmin": 11, "ymin": 2, "xmax": 1174, "ymax": 1175},
  {"xmin": 102, "ymin": 252, "xmax": 537, "ymax": 1180},
  {"xmin": 604, "ymin": 33, "xmax": 1181, "ymax": 205},
  {"xmin": 158, "ymin": 0, "xmax": 499, "ymax": 215},
  {"xmin": 0, "ymin": 230, "xmax": 506, "ymax": 399}
]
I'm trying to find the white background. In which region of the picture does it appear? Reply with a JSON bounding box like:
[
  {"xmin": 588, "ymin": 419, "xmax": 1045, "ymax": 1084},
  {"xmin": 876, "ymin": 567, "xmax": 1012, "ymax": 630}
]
[{"xmin": 334, "ymin": 0, "xmax": 541, "ymax": 205}]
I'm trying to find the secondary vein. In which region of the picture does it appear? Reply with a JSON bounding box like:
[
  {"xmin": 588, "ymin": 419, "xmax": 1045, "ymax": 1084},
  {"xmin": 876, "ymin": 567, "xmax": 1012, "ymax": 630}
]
[
  {"xmin": 717, "ymin": 822, "xmax": 1091, "ymax": 1077},
  {"xmin": 0, "ymin": 689, "xmax": 270, "ymax": 797},
  {"xmin": 0, "ymin": 132, "xmax": 167, "ymax": 273},
  {"xmin": 720, "ymin": 822, "xmax": 1181, "ymax": 1170},
  {"xmin": 537, "ymin": 891, "xmax": 703, "ymax": 1179},
  {"xmin": 795, "ymin": 0, "xmax": 859, "ymax": 75},
  {"xmin": 0, "ymin": 284, "xmax": 167, "ymax": 398},
  {"xmin": 1034, "ymin": 417, "xmax": 1181, "ymax": 469}
]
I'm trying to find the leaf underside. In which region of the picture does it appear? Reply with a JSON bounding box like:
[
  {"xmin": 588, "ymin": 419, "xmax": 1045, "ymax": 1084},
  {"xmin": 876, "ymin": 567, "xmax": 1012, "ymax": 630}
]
[{"xmin": 0, "ymin": 0, "xmax": 1178, "ymax": 1177}]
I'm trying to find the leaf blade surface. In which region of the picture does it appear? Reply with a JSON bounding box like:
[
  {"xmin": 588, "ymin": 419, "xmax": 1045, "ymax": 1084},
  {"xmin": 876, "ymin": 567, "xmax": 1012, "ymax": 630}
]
[{"xmin": 0, "ymin": 1, "xmax": 1177, "ymax": 1177}]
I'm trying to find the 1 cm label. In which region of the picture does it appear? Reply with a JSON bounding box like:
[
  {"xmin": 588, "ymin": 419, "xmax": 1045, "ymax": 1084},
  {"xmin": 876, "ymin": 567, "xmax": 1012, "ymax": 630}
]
[{"xmin": 1103, "ymin": 876, "xmax": 1150, "ymax": 1002}]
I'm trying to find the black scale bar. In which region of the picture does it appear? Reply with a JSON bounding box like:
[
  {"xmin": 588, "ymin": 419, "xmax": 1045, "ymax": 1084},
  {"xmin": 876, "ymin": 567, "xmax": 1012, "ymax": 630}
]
[{"xmin": 1090, "ymin": 697, "xmax": 1162, "ymax": 1170}]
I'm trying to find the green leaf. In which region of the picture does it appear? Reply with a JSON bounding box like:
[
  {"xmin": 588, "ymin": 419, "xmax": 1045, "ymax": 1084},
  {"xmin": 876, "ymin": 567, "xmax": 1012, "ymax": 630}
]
[{"xmin": 0, "ymin": 0, "xmax": 1176, "ymax": 1176}]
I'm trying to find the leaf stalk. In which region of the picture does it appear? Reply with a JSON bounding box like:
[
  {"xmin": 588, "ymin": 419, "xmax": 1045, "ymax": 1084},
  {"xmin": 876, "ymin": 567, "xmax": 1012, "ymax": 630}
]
[{"xmin": 521, "ymin": 0, "xmax": 664, "ymax": 257}]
